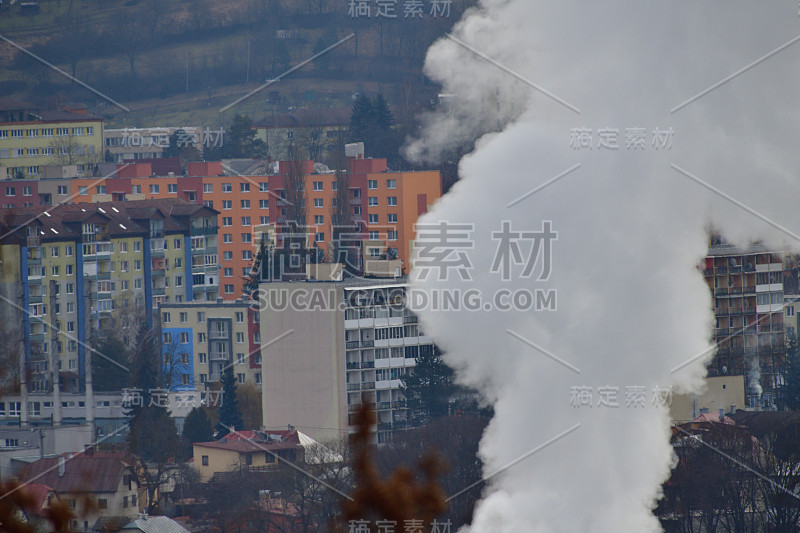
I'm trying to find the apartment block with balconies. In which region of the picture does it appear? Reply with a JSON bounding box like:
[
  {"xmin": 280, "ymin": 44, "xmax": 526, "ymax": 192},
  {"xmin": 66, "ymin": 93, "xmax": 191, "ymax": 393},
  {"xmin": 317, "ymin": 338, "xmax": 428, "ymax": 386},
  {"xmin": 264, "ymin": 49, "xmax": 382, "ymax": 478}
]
[
  {"xmin": 158, "ymin": 300, "xmax": 261, "ymax": 391},
  {"xmin": 259, "ymin": 280, "xmax": 434, "ymax": 443},
  {"xmin": 704, "ymin": 243, "xmax": 786, "ymax": 407}
]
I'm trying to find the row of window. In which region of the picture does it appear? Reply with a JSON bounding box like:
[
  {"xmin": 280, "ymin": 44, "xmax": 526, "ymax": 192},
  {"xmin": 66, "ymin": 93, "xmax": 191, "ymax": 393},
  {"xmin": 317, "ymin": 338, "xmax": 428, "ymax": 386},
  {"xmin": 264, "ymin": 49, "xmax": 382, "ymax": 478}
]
[
  {"xmin": 0, "ymin": 126, "xmax": 94, "ymax": 138},
  {"xmin": 163, "ymin": 310, "xmax": 246, "ymax": 323},
  {"xmin": 163, "ymin": 331, "xmax": 249, "ymax": 344}
]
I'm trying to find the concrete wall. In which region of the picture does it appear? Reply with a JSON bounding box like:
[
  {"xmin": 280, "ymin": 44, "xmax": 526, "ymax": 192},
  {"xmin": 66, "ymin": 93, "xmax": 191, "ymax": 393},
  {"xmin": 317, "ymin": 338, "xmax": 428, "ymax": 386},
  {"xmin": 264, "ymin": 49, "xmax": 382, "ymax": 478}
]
[
  {"xmin": 259, "ymin": 283, "xmax": 346, "ymax": 441},
  {"xmin": 670, "ymin": 375, "xmax": 746, "ymax": 423}
]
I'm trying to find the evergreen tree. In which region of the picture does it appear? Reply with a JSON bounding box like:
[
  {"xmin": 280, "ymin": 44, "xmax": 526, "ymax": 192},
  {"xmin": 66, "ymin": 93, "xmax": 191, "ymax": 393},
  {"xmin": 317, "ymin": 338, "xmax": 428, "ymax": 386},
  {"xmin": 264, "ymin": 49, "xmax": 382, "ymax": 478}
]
[
  {"xmin": 215, "ymin": 367, "xmax": 244, "ymax": 437},
  {"xmin": 243, "ymin": 234, "xmax": 272, "ymax": 294},
  {"xmin": 91, "ymin": 337, "xmax": 130, "ymax": 392},
  {"xmin": 125, "ymin": 324, "xmax": 182, "ymax": 513},
  {"xmin": 206, "ymin": 114, "xmax": 267, "ymax": 160},
  {"xmin": 400, "ymin": 345, "xmax": 456, "ymax": 425},
  {"xmin": 348, "ymin": 94, "xmax": 374, "ymax": 145},
  {"xmin": 781, "ymin": 332, "xmax": 800, "ymax": 410},
  {"xmin": 182, "ymin": 407, "xmax": 214, "ymax": 456}
]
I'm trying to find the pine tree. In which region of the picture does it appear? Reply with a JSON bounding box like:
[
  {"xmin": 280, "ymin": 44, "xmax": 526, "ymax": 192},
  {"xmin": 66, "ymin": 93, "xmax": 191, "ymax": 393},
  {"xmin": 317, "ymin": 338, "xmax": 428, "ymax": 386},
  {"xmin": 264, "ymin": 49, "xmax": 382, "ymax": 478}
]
[
  {"xmin": 781, "ymin": 333, "xmax": 800, "ymax": 410},
  {"xmin": 182, "ymin": 407, "xmax": 214, "ymax": 447},
  {"xmin": 215, "ymin": 367, "xmax": 244, "ymax": 437},
  {"xmin": 125, "ymin": 324, "xmax": 182, "ymax": 513},
  {"xmin": 349, "ymin": 94, "xmax": 374, "ymax": 144},
  {"xmin": 400, "ymin": 346, "xmax": 455, "ymax": 425}
]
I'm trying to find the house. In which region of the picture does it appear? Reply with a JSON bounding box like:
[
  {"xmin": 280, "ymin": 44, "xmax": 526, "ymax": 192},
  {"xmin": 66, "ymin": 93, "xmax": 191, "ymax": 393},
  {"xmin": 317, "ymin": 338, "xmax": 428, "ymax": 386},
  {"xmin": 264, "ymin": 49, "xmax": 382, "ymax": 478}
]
[
  {"xmin": 19, "ymin": 451, "xmax": 142, "ymax": 531},
  {"xmin": 192, "ymin": 429, "xmax": 305, "ymax": 482}
]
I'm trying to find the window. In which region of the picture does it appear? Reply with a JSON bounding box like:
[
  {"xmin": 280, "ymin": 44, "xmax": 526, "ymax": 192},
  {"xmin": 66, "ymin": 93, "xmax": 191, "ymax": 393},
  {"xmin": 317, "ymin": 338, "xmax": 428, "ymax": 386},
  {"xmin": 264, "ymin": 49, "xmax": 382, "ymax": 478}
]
[
  {"xmin": 241, "ymin": 199, "xmax": 250, "ymax": 209},
  {"xmin": 168, "ymin": 184, "xmax": 177, "ymax": 193},
  {"xmin": 163, "ymin": 312, "xmax": 171, "ymax": 323},
  {"xmin": 199, "ymin": 352, "xmax": 207, "ymax": 364},
  {"xmin": 386, "ymin": 179, "xmax": 397, "ymax": 189},
  {"xmin": 149, "ymin": 184, "xmax": 159, "ymax": 194},
  {"xmin": 58, "ymin": 185, "xmax": 68, "ymax": 195},
  {"xmin": 51, "ymin": 246, "xmax": 59, "ymax": 257},
  {"xmin": 51, "ymin": 266, "xmax": 59, "ymax": 276},
  {"xmin": 368, "ymin": 179, "xmax": 377, "ymax": 190},
  {"xmin": 259, "ymin": 182, "xmax": 268, "ymax": 192},
  {"xmin": 222, "ymin": 200, "xmax": 232, "ymax": 210},
  {"xmin": 242, "ymin": 233, "xmax": 252, "ymax": 243},
  {"xmin": 225, "ymin": 284, "xmax": 234, "ymax": 294},
  {"xmin": 78, "ymin": 186, "xmax": 88, "ymax": 196},
  {"xmin": 223, "ymin": 233, "xmax": 233, "ymax": 243},
  {"xmin": 313, "ymin": 181, "xmax": 323, "ymax": 191},
  {"xmin": 180, "ymin": 332, "xmax": 189, "ymax": 344},
  {"xmin": 202, "ymin": 455, "xmax": 209, "ymax": 466},
  {"xmin": 240, "ymin": 182, "xmax": 250, "ymax": 192},
  {"xmin": 387, "ymin": 196, "xmax": 397, "ymax": 206},
  {"xmin": 23, "ymin": 186, "xmax": 32, "ymax": 196},
  {"xmin": 135, "ymin": 259, "xmax": 142, "ymax": 271},
  {"xmin": 315, "ymin": 232, "xmax": 324, "ymax": 242},
  {"xmin": 134, "ymin": 278, "xmax": 143, "ymax": 289},
  {"xmin": 175, "ymin": 276, "xmax": 182, "ymax": 287},
  {"xmin": 224, "ymin": 268, "xmax": 233, "ymax": 277},
  {"xmin": 175, "ymin": 258, "xmax": 181, "ymax": 268},
  {"xmin": 314, "ymin": 215, "xmax": 324, "ymax": 225},
  {"xmin": 223, "ymin": 217, "xmax": 232, "ymax": 227},
  {"xmin": 237, "ymin": 373, "xmax": 245, "ymax": 384},
  {"xmin": 223, "ymin": 251, "xmax": 233, "ymax": 260},
  {"xmin": 369, "ymin": 231, "xmax": 379, "ymax": 240},
  {"xmin": 203, "ymin": 183, "xmax": 213, "ymax": 193},
  {"xmin": 255, "ymin": 373, "xmax": 262, "ymax": 384},
  {"xmin": 198, "ymin": 332, "xmax": 206, "ymax": 343},
  {"xmin": 98, "ymin": 499, "xmax": 107, "ymax": 509},
  {"xmin": 197, "ymin": 311, "xmax": 205, "ymax": 321},
  {"xmin": 237, "ymin": 353, "xmax": 245, "ymax": 364},
  {"xmin": 235, "ymin": 311, "xmax": 244, "ymax": 323},
  {"xmin": 180, "ymin": 312, "xmax": 188, "ymax": 323},
  {"xmin": 388, "ymin": 230, "xmax": 398, "ymax": 241},
  {"xmin": 241, "ymin": 216, "xmax": 251, "ymax": 226},
  {"xmin": 134, "ymin": 241, "xmax": 141, "ymax": 251},
  {"xmin": 242, "ymin": 250, "xmax": 252, "ymax": 260},
  {"xmin": 260, "ymin": 216, "xmax": 270, "ymax": 225},
  {"xmin": 259, "ymin": 199, "xmax": 269, "ymax": 209},
  {"xmin": 314, "ymin": 198, "xmax": 323, "ymax": 208},
  {"xmin": 66, "ymin": 265, "xmax": 73, "ymax": 275},
  {"xmin": 66, "ymin": 283, "xmax": 74, "ymax": 294},
  {"xmin": 368, "ymin": 214, "xmax": 379, "ymax": 224},
  {"xmin": 388, "ymin": 213, "xmax": 397, "ymax": 223},
  {"xmin": 222, "ymin": 183, "xmax": 232, "ymax": 193},
  {"xmin": 87, "ymin": 127, "xmax": 94, "ymax": 135},
  {"xmin": 73, "ymin": 127, "xmax": 84, "ymax": 136},
  {"xmin": 353, "ymin": 206, "xmax": 361, "ymax": 215}
]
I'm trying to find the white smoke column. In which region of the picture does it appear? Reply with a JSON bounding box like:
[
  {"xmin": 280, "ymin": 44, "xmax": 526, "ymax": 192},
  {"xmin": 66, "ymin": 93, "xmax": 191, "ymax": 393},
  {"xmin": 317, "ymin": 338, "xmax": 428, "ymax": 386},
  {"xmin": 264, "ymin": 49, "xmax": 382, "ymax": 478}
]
[{"xmin": 409, "ymin": 2, "xmax": 800, "ymax": 532}]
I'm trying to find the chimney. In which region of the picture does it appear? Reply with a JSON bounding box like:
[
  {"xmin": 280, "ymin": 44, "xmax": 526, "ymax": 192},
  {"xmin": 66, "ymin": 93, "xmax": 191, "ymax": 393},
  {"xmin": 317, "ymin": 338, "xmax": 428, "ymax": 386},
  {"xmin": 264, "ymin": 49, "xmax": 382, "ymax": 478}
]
[
  {"xmin": 58, "ymin": 456, "xmax": 65, "ymax": 477},
  {"xmin": 719, "ymin": 408, "xmax": 725, "ymax": 422}
]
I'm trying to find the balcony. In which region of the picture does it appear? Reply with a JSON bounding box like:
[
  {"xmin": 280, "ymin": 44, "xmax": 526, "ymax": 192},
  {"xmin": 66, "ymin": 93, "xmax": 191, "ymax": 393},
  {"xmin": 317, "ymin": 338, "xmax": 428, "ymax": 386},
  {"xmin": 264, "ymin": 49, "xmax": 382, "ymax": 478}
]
[
  {"xmin": 346, "ymin": 340, "xmax": 359, "ymax": 350},
  {"xmin": 209, "ymin": 352, "xmax": 229, "ymax": 361},
  {"xmin": 391, "ymin": 400, "xmax": 406, "ymax": 408},
  {"xmin": 348, "ymin": 403, "xmax": 363, "ymax": 412},
  {"xmin": 209, "ymin": 331, "xmax": 229, "ymax": 340},
  {"xmin": 347, "ymin": 362, "xmax": 360, "ymax": 370},
  {"xmin": 376, "ymin": 401, "xmax": 391, "ymax": 410},
  {"xmin": 404, "ymin": 315, "xmax": 418, "ymax": 324},
  {"xmin": 28, "ymin": 294, "xmax": 43, "ymax": 304},
  {"xmin": 361, "ymin": 340, "xmax": 374, "ymax": 348},
  {"xmin": 152, "ymin": 268, "xmax": 165, "ymax": 277},
  {"xmin": 191, "ymin": 225, "xmax": 218, "ymax": 236},
  {"xmin": 361, "ymin": 361, "xmax": 375, "ymax": 369},
  {"xmin": 361, "ymin": 382, "xmax": 375, "ymax": 390},
  {"xmin": 152, "ymin": 287, "xmax": 166, "ymax": 296},
  {"xmin": 347, "ymin": 383, "xmax": 361, "ymax": 391}
]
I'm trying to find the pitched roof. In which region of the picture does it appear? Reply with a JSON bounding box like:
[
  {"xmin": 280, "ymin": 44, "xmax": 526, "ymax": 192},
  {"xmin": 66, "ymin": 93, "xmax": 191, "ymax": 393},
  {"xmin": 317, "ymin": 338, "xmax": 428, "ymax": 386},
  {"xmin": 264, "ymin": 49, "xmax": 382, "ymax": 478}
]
[
  {"xmin": 194, "ymin": 429, "xmax": 301, "ymax": 453},
  {"xmin": 19, "ymin": 453, "xmax": 134, "ymax": 493},
  {"xmin": 121, "ymin": 515, "xmax": 191, "ymax": 533}
]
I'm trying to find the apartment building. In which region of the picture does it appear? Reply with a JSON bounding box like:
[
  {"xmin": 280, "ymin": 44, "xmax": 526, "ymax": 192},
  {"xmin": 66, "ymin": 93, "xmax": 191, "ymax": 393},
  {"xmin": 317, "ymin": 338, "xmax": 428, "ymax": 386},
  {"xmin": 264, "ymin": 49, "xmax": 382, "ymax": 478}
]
[
  {"xmin": 159, "ymin": 300, "xmax": 262, "ymax": 391},
  {"xmin": 10, "ymin": 156, "xmax": 441, "ymax": 298},
  {"xmin": 704, "ymin": 243, "xmax": 786, "ymax": 406},
  {"xmin": 0, "ymin": 99, "xmax": 103, "ymax": 179},
  {"xmin": 104, "ymin": 126, "xmax": 201, "ymax": 163},
  {"xmin": 0, "ymin": 199, "xmax": 219, "ymax": 400},
  {"xmin": 259, "ymin": 280, "xmax": 433, "ymax": 443}
]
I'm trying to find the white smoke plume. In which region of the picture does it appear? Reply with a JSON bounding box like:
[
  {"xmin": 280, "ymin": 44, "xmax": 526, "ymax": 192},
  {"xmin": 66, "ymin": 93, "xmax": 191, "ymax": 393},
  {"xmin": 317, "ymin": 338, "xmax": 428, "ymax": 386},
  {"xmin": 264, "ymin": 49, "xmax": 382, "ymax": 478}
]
[{"xmin": 409, "ymin": 2, "xmax": 800, "ymax": 531}]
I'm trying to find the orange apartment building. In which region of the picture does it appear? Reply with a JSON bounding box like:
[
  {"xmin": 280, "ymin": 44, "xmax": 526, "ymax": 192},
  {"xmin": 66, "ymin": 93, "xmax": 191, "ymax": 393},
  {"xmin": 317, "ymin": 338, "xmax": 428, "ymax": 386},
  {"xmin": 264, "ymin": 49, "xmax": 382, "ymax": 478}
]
[{"xmin": 58, "ymin": 159, "xmax": 441, "ymax": 298}]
